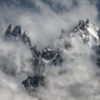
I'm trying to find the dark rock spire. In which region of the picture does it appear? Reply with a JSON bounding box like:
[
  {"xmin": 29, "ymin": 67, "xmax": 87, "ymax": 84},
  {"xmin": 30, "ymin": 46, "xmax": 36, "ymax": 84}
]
[
  {"xmin": 5, "ymin": 24, "xmax": 12, "ymax": 36},
  {"xmin": 12, "ymin": 26, "xmax": 21, "ymax": 37}
]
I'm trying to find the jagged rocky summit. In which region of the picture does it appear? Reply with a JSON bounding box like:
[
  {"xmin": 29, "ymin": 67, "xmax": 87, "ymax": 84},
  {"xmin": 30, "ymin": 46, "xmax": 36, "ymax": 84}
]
[
  {"xmin": 3, "ymin": 19, "xmax": 100, "ymax": 94},
  {"xmin": 4, "ymin": 24, "xmax": 64, "ymax": 93}
]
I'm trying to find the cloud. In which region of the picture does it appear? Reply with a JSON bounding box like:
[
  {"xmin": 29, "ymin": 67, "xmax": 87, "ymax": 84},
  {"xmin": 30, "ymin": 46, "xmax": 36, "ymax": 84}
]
[
  {"xmin": 0, "ymin": 0, "xmax": 99, "ymax": 47},
  {"xmin": 0, "ymin": 0, "xmax": 99, "ymax": 100}
]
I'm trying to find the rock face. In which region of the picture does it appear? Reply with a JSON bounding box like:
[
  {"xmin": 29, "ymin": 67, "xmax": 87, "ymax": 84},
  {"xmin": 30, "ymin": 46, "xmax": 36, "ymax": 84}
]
[
  {"xmin": 5, "ymin": 25, "xmax": 63, "ymax": 65},
  {"xmin": 22, "ymin": 75, "xmax": 45, "ymax": 92},
  {"xmin": 5, "ymin": 25, "xmax": 32, "ymax": 46},
  {"xmin": 41, "ymin": 48, "xmax": 63, "ymax": 65},
  {"xmin": 12, "ymin": 26, "xmax": 21, "ymax": 36},
  {"xmin": 42, "ymin": 48, "xmax": 56, "ymax": 60},
  {"xmin": 4, "ymin": 24, "xmax": 63, "ymax": 93},
  {"xmin": 5, "ymin": 24, "xmax": 12, "ymax": 36},
  {"xmin": 5, "ymin": 25, "xmax": 21, "ymax": 38},
  {"xmin": 96, "ymin": 45, "xmax": 100, "ymax": 67},
  {"xmin": 4, "ymin": 19, "xmax": 100, "ymax": 94}
]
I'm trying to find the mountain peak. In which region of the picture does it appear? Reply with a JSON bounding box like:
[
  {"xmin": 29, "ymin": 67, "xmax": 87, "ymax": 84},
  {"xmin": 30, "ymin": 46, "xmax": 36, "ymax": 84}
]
[
  {"xmin": 12, "ymin": 26, "xmax": 21, "ymax": 36},
  {"xmin": 72, "ymin": 19, "xmax": 89, "ymax": 33},
  {"xmin": 3, "ymin": 21, "xmax": 100, "ymax": 94}
]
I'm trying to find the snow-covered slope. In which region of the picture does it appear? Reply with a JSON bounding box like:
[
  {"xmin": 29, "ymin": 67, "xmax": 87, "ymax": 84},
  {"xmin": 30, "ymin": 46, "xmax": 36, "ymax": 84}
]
[{"xmin": 58, "ymin": 19, "xmax": 100, "ymax": 49}]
